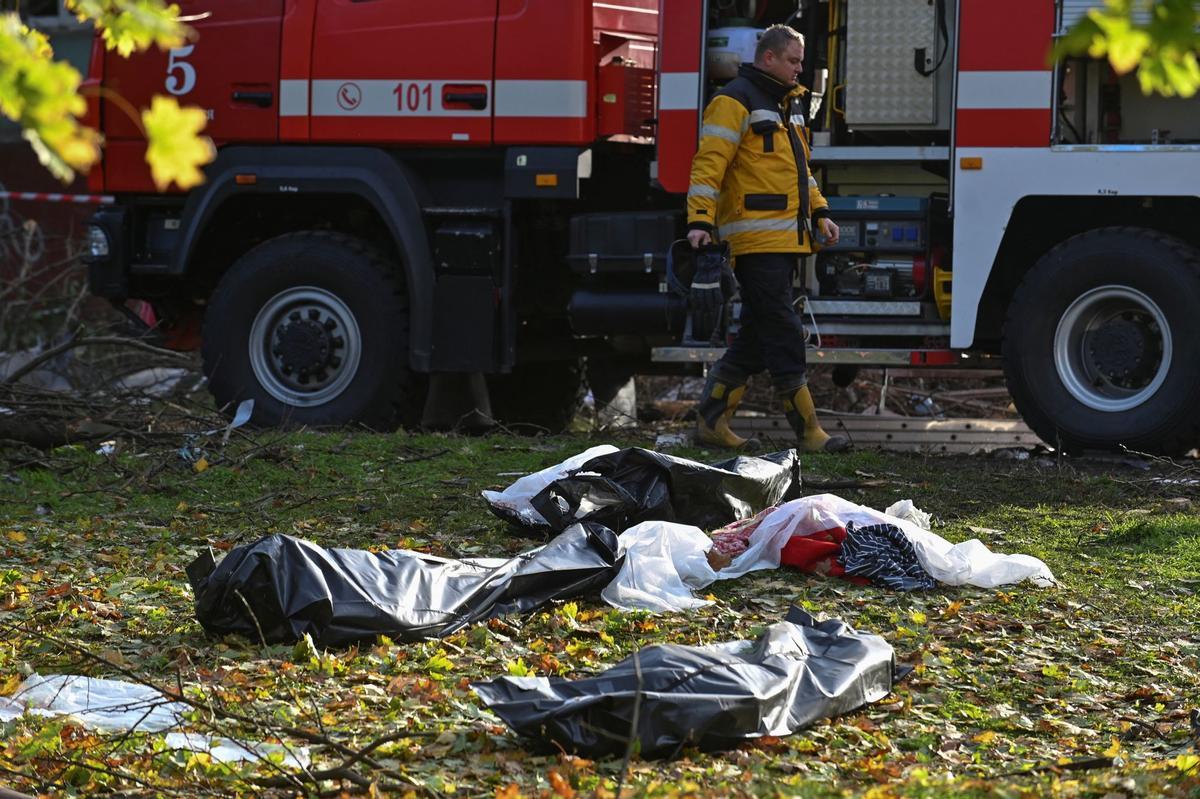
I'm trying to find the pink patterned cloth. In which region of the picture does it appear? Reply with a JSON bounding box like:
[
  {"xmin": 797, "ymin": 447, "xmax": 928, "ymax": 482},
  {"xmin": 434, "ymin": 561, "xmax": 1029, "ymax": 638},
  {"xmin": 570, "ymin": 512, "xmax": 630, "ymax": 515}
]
[{"xmin": 709, "ymin": 505, "xmax": 778, "ymax": 557}]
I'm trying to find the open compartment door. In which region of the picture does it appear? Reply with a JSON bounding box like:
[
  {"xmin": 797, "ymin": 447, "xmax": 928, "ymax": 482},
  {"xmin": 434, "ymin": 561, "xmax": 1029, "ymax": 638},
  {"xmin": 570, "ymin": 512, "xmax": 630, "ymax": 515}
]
[{"xmin": 654, "ymin": 0, "xmax": 705, "ymax": 193}]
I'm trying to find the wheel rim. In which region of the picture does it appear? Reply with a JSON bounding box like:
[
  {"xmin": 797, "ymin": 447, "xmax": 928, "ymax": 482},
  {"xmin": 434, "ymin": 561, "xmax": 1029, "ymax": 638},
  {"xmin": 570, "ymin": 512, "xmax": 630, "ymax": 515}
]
[
  {"xmin": 248, "ymin": 286, "xmax": 362, "ymax": 407},
  {"xmin": 1053, "ymin": 285, "xmax": 1171, "ymax": 412}
]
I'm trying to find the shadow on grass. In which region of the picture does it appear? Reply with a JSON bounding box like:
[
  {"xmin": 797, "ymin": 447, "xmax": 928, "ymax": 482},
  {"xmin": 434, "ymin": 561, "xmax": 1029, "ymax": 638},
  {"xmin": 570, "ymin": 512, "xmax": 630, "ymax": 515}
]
[{"xmin": 1089, "ymin": 515, "xmax": 1200, "ymax": 550}]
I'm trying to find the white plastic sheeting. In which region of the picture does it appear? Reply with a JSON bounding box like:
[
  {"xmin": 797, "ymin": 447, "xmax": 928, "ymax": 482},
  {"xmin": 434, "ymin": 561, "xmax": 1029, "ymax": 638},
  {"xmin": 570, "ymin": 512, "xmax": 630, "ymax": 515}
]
[
  {"xmin": 602, "ymin": 494, "xmax": 1056, "ymax": 612},
  {"xmin": 806, "ymin": 494, "xmax": 1057, "ymax": 589},
  {"xmin": 481, "ymin": 445, "xmax": 620, "ymax": 529},
  {"xmin": 0, "ymin": 674, "xmax": 183, "ymax": 731},
  {"xmin": 0, "ymin": 674, "xmax": 310, "ymax": 768},
  {"xmin": 601, "ymin": 522, "xmax": 719, "ymax": 611}
]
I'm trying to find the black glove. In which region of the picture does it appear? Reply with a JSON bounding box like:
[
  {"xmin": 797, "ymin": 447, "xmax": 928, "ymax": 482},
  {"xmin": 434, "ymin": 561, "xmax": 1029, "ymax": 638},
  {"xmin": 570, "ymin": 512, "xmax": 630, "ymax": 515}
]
[{"xmin": 689, "ymin": 245, "xmax": 727, "ymax": 342}]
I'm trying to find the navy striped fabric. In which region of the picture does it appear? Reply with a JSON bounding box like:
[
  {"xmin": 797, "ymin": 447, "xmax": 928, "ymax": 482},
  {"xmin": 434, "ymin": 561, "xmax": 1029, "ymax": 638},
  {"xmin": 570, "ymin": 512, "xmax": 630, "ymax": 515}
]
[{"xmin": 842, "ymin": 522, "xmax": 936, "ymax": 591}]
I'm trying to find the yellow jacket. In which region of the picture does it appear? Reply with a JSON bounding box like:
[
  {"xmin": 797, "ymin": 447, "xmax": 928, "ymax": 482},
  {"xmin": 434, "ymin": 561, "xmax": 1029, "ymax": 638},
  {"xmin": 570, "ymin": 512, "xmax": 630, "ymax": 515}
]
[{"xmin": 687, "ymin": 65, "xmax": 830, "ymax": 258}]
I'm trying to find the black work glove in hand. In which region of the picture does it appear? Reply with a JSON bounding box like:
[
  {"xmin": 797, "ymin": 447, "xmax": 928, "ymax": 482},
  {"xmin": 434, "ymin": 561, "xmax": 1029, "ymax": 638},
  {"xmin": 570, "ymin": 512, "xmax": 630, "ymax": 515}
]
[{"xmin": 689, "ymin": 246, "xmax": 726, "ymax": 341}]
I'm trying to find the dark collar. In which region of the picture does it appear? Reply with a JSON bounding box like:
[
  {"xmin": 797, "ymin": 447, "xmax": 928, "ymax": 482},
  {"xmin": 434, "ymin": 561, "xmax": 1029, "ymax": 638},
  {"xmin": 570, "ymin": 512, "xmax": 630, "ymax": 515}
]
[{"xmin": 738, "ymin": 64, "xmax": 802, "ymax": 103}]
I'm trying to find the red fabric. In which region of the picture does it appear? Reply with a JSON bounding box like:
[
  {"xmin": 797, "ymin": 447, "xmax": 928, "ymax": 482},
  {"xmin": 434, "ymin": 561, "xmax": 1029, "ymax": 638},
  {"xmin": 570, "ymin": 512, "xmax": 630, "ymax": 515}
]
[
  {"xmin": 710, "ymin": 513, "xmax": 870, "ymax": 585},
  {"xmin": 779, "ymin": 526, "xmax": 870, "ymax": 585},
  {"xmin": 780, "ymin": 525, "xmax": 845, "ymax": 575}
]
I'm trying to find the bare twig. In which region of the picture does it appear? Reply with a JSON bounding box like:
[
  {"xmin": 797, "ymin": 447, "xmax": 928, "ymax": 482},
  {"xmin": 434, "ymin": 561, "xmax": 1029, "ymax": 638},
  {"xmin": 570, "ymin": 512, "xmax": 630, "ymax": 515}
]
[
  {"xmin": 1000, "ymin": 756, "xmax": 1115, "ymax": 778},
  {"xmin": 614, "ymin": 649, "xmax": 644, "ymax": 797},
  {"xmin": 1, "ymin": 335, "xmax": 191, "ymax": 387},
  {"xmin": 804, "ymin": 478, "xmax": 890, "ymax": 490},
  {"xmin": 398, "ymin": 448, "xmax": 451, "ymax": 464}
]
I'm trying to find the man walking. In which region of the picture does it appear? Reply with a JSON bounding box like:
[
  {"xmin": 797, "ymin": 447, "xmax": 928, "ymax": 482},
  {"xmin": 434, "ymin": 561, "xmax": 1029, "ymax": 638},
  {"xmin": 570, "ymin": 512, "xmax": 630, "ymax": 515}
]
[{"xmin": 687, "ymin": 23, "xmax": 849, "ymax": 453}]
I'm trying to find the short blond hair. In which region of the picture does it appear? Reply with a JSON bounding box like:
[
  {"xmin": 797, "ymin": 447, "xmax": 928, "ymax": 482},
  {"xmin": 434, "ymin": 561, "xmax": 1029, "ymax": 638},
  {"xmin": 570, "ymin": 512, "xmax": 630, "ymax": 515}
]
[{"xmin": 754, "ymin": 24, "xmax": 805, "ymax": 63}]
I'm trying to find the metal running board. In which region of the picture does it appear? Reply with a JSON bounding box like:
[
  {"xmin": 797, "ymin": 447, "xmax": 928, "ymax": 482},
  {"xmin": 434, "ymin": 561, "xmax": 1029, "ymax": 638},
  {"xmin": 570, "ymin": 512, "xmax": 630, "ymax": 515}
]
[
  {"xmin": 652, "ymin": 347, "xmax": 980, "ymax": 366},
  {"xmin": 729, "ymin": 415, "xmax": 1046, "ymax": 454},
  {"xmin": 805, "ymin": 299, "xmax": 923, "ymax": 316}
]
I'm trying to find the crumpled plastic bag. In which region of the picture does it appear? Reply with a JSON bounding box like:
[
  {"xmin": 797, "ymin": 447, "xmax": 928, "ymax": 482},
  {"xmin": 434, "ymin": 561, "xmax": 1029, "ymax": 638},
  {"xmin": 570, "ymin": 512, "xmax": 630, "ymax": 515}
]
[
  {"xmin": 0, "ymin": 674, "xmax": 184, "ymax": 732},
  {"xmin": 473, "ymin": 606, "xmax": 896, "ymax": 758},
  {"xmin": 0, "ymin": 674, "xmax": 309, "ymax": 768},
  {"xmin": 602, "ymin": 522, "xmax": 719, "ymax": 611},
  {"xmin": 884, "ymin": 499, "xmax": 933, "ymax": 531},
  {"xmin": 511, "ymin": 447, "xmax": 801, "ymax": 534},
  {"xmin": 481, "ymin": 445, "xmax": 620, "ymax": 531}
]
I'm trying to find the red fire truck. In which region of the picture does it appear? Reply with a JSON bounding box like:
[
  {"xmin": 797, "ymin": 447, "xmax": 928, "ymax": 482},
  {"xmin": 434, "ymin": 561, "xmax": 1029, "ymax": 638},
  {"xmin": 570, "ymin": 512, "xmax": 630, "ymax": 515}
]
[{"xmin": 75, "ymin": 0, "xmax": 1200, "ymax": 453}]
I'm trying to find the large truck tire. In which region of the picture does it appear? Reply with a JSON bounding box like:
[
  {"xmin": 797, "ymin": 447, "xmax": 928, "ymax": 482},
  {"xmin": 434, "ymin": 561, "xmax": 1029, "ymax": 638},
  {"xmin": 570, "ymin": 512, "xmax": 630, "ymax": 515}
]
[
  {"xmin": 202, "ymin": 231, "xmax": 420, "ymax": 429},
  {"xmin": 1002, "ymin": 227, "xmax": 1200, "ymax": 455},
  {"xmin": 487, "ymin": 359, "xmax": 586, "ymax": 433}
]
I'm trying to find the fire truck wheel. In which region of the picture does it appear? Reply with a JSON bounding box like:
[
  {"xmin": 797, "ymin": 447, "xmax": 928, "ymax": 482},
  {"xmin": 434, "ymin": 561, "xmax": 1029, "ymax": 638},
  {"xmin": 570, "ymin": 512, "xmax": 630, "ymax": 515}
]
[
  {"xmin": 1002, "ymin": 227, "xmax": 1200, "ymax": 455},
  {"xmin": 202, "ymin": 231, "xmax": 418, "ymax": 429},
  {"xmin": 487, "ymin": 359, "xmax": 586, "ymax": 433}
]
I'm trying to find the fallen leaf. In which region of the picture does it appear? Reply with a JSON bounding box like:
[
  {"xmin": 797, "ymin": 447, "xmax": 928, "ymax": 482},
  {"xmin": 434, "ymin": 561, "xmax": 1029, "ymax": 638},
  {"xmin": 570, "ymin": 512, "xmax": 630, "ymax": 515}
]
[{"xmin": 548, "ymin": 769, "xmax": 575, "ymax": 798}]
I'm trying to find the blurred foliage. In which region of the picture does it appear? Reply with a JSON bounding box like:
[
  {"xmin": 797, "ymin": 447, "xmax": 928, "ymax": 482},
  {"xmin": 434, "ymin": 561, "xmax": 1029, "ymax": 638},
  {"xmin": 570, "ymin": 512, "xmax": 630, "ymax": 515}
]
[
  {"xmin": 0, "ymin": 1, "xmax": 213, "ymax": 187},
  {"xmin": 1056, "ymin": 0, "xmax": 1200, "ymax": 97}
]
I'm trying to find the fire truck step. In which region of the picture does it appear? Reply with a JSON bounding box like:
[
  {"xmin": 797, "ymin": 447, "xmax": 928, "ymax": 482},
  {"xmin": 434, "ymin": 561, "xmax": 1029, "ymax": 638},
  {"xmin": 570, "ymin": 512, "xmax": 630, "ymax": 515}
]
[{"xmin": 728, "ymin": 415, "xmax": 1044, "ymax": 454}]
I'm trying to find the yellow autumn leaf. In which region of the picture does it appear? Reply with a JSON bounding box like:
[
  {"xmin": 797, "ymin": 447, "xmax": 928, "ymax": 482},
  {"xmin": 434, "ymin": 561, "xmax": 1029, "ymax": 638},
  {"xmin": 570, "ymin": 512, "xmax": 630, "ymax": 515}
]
[
  {"xmin": 0, "ymin": 16, "xmax": 101, "ymax": 181},
  {"xmin": 972, "ymin": 730, "xmax": 997, "ymax": 745},
  {"xmin": 5, "ymin": 531, "xmax": 26, "ymax": 543},
  {"xmin": 1172, "ymin": 754, "xmax": 1200, "ymax": 773},
  {"xmin": 1102, "ymin": 736, "xmax": 1122, "ymax": 758},
  {"xmin": 141, "ymin": 95, "xmax": 214, "ymax": 191},
  {"xmin": 506, "ymin": 657, "xmax": 532, "ymax": 677},
  {"xmin": 0, "ymin": 673, "xmax": 21, "ymax": 696},
  {"xmin": 66, "ymin": 0, "xmax": 189, "ymax": 57},
  {"xmin": 193, "ymin": 456, "xmax": 209, "ymax": 473}
]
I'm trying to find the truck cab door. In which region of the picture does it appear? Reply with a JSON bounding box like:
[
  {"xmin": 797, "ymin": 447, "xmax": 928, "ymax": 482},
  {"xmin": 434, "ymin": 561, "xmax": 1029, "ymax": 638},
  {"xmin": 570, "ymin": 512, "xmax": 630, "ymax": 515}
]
[
  {"xmin": 102, "ymin": 0, "xmax": 284, "ymax": 191},
  {"xmin": 309, "ymin": 0, "xmax": 497, "ymax": 146}
]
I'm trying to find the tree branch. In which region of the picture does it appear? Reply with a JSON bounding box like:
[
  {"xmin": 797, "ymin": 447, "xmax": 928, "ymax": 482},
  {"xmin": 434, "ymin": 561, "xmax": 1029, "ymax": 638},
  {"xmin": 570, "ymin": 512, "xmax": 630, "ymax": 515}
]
[{"xmin": 1, "ymin": 335, "xmax": 191, "ymax": 387}]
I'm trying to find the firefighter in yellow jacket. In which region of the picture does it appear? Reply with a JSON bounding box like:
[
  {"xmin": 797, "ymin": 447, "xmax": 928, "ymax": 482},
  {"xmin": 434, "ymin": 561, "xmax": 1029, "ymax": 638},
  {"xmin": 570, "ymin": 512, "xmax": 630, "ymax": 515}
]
[{"xmin": 687, "ymin": 24, "xmax": 849, "ymax": 453}]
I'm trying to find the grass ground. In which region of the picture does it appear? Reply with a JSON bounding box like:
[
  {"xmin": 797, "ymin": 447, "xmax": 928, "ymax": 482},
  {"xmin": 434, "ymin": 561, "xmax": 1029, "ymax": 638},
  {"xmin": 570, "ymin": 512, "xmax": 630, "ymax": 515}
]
[{"xmin": 0, "ymin": 428, "xmax": 1198, "ymax": 797}]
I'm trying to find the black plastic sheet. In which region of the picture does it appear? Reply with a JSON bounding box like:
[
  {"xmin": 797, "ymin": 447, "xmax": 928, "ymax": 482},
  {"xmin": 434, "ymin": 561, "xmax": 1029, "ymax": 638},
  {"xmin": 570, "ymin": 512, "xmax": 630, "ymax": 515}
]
[
  {"xmin": 506, "ymin": 447, "xmax": 800, "ymax": 535},
  {"xmin": 187, "ymin": 523, "xmax": 621, "ymax": 648},
  {"xmin": 473, "ymin": 606, "xmax": 895, "ymax": 758}
]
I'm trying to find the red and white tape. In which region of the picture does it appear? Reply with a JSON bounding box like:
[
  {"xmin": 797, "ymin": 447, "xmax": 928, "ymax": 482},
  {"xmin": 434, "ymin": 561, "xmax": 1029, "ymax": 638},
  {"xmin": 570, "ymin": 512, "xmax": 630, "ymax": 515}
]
[{"xmin": 0, "ymin": 192, "xmax": 114, "ymax": 205}]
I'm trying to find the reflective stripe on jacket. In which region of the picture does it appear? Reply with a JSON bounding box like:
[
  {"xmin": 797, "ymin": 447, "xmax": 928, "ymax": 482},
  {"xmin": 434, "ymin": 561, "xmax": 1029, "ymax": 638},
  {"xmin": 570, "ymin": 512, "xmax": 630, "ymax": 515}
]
[{"xmin": 687, "ymin": 65, "xmax": 830, "ymax": 259}]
